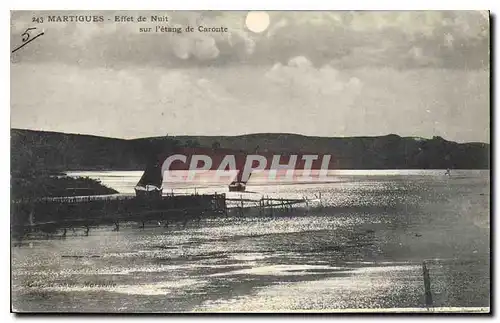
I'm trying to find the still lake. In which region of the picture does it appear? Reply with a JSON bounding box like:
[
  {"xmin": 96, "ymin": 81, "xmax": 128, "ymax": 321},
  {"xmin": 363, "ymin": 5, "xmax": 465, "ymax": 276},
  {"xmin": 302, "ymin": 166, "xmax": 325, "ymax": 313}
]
[{"xmin": 11, "ymin": 170, "xmax": 490, "ymax": 312}]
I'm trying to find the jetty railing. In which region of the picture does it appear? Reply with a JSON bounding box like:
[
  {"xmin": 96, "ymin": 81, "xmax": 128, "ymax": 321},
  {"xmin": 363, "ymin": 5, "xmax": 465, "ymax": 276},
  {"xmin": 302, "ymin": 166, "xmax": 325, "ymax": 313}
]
[
  {"xmin": 11, "ymin": 193, "xmax": 227, "ymax": 236},
  {"xmin": 225, "ymin": 195, "xmax": 315, "ymax": 216},
  {"xmin": 11, "ymin": 192, "xmax": 317, "ymax": 237}
]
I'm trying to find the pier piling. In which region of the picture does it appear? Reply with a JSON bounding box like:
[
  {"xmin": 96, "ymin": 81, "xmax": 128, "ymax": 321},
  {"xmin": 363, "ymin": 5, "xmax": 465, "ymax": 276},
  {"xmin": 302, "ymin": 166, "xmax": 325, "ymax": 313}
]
[{"xmin": 422, "ymin": 261, "xmax": 433, "ymax": 307}]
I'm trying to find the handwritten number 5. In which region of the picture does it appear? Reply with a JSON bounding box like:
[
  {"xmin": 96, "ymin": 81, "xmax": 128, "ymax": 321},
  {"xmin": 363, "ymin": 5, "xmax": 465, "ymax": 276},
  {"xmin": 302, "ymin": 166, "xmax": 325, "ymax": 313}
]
[
  {"xmin": 12, "ymin": 27, "xmax": 44, "ymax": 53},
  {"xmin": 21, "ymin": 27, "xmax": 37, "ymax": 42}
]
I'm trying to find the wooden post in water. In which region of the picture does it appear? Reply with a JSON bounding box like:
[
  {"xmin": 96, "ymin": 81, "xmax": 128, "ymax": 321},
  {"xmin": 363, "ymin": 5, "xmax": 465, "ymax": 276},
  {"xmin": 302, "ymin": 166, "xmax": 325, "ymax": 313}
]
[
  {"xmin": 113, "ymin": 221, "xmax": 120, "ymax": 232},
  {"xmin": 260, "ymin": 197, "xmax": 264, "ymax": 216},
  {"xmin": 28, "ymin": 205, "xmax": 35, "ymax": 233},
  {"xmin": 240, "ymin": 195, "xmax": 244, "ymax": 216},
  {"xmin": 422, "ymin": 261, "xmax": 433, "ymax": 307}
]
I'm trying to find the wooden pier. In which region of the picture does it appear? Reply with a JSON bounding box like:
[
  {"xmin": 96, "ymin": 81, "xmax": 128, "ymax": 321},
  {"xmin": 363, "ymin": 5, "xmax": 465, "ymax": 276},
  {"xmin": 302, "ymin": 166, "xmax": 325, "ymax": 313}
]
[
  {"xmin": 11, "ymin": 193, "xmax": 227, "ymax": 237},
  {"xmin": 226, "ymin": 195, "xmax": 316, "ymax": 217},
  {"xmin": 11, "ymin": 192, "xmax": 317, "ymax": 238}
]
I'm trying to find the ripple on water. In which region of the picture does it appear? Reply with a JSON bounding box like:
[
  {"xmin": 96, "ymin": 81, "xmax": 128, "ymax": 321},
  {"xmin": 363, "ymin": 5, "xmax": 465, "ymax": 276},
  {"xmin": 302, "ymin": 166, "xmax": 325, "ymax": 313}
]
[{"xmin": 31, "ymin": 279, "xmax": 208, "ymax": 296}]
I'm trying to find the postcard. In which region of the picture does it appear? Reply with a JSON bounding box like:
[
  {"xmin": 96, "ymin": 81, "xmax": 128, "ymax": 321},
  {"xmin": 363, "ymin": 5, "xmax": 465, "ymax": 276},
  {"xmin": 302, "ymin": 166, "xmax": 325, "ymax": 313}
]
[{"xmin": 10, "ymin": 10, "xmax": 490, "ymax": 313}]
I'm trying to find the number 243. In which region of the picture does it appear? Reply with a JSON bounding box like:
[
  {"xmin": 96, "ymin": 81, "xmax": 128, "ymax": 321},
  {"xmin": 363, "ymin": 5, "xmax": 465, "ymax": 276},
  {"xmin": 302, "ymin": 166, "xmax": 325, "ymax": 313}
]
[{"xmin": 32, "ymin": 17, "xmax": 44, "ymax": 23}]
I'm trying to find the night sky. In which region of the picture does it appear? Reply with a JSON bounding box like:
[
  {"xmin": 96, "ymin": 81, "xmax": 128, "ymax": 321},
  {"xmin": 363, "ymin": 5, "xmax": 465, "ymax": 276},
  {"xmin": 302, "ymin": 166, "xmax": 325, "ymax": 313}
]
[{"xmin": 10, "ymin": 11, "xmax": 490, "ymax": 142}]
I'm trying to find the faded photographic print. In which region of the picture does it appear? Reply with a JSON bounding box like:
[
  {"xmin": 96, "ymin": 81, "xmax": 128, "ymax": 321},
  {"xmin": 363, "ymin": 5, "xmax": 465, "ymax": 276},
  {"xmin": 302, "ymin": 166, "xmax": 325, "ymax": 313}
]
[{"xmin": 10, "ymin": 11, "xmax": 490, "ymax": 313}]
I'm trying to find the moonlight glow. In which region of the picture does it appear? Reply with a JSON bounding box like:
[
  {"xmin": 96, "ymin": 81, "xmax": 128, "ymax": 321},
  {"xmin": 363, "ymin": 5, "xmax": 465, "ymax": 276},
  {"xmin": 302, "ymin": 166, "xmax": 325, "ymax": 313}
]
[{"xmin": 245, "ymin": 12, "xmax": 270, "ymax": 33}]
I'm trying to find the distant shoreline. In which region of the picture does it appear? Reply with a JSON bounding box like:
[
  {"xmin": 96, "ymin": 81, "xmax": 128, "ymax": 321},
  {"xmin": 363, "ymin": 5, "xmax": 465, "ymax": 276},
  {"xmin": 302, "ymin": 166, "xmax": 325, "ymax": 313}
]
[{"xmin": 11, "ymin": 128, "xmax": 490, "ymax": 182}]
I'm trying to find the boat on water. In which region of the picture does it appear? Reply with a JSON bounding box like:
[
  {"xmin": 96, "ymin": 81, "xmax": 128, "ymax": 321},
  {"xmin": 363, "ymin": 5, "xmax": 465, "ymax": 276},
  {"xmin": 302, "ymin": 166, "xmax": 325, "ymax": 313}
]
[
  {"xmin": 135, "ymin": 160, "xmax": 163, "ymax": 198},
  {"xmin": 134, "ymin": 184, "xmax": 163, "ymax": 198},
  {"xmin": 228, "ymin": 181, "xmax": 246, "ymax": 192}
]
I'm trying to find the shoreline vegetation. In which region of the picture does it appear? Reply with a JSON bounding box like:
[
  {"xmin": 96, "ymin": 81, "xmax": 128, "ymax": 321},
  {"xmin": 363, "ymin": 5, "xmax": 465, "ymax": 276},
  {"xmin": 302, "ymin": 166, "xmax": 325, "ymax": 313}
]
[
  {"xmin": 11, "ymin": 174, "xmax": 118, "ymax": 201},
  {"xmin": 11, "ymin": 129, "xmax": 490, "ymax": 173},
  {"xmin": 10, "ymin": 128, "xmax": 490, "ymax": 200}
]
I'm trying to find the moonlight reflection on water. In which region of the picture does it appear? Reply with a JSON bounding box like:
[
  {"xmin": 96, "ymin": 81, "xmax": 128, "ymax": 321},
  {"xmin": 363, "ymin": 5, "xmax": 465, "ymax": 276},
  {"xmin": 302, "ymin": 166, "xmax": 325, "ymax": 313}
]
[{"xmin": 12, "ymin": 171, "xmax": 490, "ymax": 312}]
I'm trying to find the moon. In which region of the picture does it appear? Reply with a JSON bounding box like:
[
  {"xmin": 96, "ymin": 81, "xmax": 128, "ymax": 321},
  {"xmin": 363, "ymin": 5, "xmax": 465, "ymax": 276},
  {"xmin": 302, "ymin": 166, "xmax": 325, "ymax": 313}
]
[{"xmin": 245, "ymin": 12, "xmax": 270, "ymax": 33}]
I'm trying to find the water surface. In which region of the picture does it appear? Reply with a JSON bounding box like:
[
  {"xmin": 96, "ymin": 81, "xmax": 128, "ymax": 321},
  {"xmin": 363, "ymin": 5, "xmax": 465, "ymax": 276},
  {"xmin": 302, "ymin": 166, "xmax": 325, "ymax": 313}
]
[{"xmin": 12, "ymin": 170, "xmax": 490, "ymax": 312}]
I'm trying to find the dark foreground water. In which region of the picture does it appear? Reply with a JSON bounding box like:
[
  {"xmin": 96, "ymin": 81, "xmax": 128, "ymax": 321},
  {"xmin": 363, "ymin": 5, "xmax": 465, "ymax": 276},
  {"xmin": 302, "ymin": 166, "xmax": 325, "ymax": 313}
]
[{"xmin": 12, "ymin": 171, "xmax": 490, "ymax": 312}]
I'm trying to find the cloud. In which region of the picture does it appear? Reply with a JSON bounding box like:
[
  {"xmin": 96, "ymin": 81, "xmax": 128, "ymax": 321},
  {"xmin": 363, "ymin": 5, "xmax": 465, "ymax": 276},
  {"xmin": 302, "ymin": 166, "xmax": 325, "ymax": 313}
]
[
  {"xmin": 171, "ymin": 34, "xmax": 221, "ymax": 60},
  {"xmin": 10, "ymin": 11, "xmax": 489, "ymax": 70},
  {"xmin": 265, "ymin": 56, "xmax": 363, "ymax": 100},
  {"xmin": 193, "ymin": 36, "xmax": 220, "ymax": 60},
  {"xmin": 10, "ymin": 62, "xmax": 489, "ymax": 142}
]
